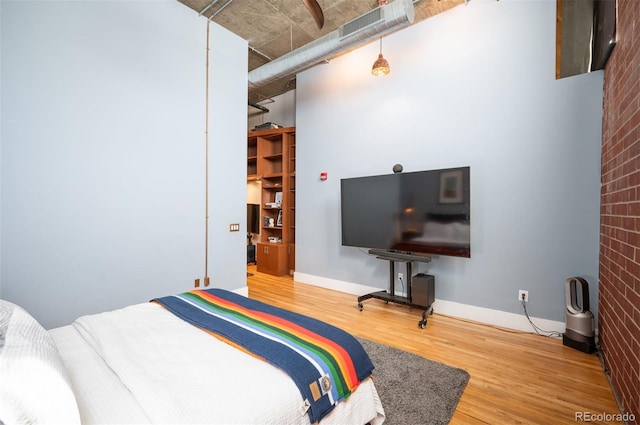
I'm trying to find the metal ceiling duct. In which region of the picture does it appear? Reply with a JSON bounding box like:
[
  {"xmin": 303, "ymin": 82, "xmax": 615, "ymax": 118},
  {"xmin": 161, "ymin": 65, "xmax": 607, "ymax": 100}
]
[{"xmin": 248, "ymin": 0, "xmax": 415, "ymax": 90}]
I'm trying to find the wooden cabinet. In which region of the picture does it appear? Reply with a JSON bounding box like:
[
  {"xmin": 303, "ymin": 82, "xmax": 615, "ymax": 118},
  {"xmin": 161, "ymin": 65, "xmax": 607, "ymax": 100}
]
[
  {"xmin": 287, "ymin": 243, "xmax": 295, "ymax": 273},
  {"xmin": 256, "ymin": 242, "xmax": 288, "ymax": 276},
  {"xmin": 248, "ymin": 127, "xmax": 296, "ymax": 276}
]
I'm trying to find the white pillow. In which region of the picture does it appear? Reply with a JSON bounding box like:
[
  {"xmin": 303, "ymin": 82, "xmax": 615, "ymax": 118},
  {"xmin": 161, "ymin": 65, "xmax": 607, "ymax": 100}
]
[{"xmin": 0, "ymin": 300, "xmax": 81, "ymax": 425}]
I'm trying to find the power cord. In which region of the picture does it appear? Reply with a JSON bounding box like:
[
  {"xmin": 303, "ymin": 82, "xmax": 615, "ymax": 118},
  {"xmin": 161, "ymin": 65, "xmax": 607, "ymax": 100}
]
[
  {"xmin": 521, "ymin": 298, "xmax": 563, "ymax": 338},
  {"xmin": 387, "ymin": 275, "xmax": 408, "ymax": 308}
]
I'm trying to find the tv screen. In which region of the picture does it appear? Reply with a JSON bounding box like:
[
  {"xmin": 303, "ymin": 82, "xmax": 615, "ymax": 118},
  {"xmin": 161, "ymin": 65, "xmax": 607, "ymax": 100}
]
[{"xmin": 340, "ymin": 166, "xmax": 470, "ymax": 258}]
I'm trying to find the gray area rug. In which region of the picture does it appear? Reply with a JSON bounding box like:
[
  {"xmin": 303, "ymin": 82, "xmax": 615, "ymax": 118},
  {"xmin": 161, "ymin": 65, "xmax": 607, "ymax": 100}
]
[{"xmin": 356, "ymin": 337, "xmax": 470, "ymax": 425}]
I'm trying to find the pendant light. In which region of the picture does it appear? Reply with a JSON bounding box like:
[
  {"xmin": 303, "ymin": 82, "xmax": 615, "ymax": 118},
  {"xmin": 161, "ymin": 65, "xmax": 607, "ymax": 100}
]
[
  {"xmin": 371, "ymin": 0, "xmax": 390, "ymax": 76},
  {"xmin": 371, "ymin": 37, "xmax": 390, "ymax": 76}
]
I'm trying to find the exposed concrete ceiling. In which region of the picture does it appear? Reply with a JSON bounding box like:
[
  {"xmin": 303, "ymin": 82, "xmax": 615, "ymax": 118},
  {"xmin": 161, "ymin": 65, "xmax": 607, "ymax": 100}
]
[
  {"xmin": 179, "ymin": 0, "xmax": 464, "ymax": 104},
  {"xmin": 177, "ymin": 0, "xmax": 598, "ymax": 109}
]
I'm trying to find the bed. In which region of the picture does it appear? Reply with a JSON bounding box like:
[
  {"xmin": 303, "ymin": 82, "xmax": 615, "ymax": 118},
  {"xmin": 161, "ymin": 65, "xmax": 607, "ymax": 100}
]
[{"xmin": 0, "ymin": 289, "xmax": 385, "ymax": 425}]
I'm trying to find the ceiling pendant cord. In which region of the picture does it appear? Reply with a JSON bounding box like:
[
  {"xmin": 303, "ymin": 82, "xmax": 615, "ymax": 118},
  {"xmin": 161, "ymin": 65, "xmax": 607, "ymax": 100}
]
[{"xmin": 372, "ymin": 37, "xmax": 390, "ymax": 76}]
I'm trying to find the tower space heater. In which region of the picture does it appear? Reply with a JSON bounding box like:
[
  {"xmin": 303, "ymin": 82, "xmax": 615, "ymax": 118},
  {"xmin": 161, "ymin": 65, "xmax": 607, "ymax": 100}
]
[{"xmin": 563, "ymin": 277, "xmax": 595, "ymax": 354}]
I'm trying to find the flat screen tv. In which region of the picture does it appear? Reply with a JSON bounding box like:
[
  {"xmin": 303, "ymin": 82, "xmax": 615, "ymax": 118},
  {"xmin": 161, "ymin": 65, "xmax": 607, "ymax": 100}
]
[{"xmin": 340, "ymin": 166, "xmax": 471, "ymax": 258}]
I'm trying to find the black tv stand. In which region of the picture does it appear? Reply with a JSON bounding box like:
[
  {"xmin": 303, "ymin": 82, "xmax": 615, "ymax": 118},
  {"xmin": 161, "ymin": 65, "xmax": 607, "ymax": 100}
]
[{"xmin": 357, "ymin": 249, "xmax": 434, "ymax": 328}]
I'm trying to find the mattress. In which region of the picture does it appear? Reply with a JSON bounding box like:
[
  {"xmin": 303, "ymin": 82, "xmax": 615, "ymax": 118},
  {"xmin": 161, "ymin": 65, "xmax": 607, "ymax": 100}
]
[{"xmin": 49, "ymin": 301, "xmax": 385, "ymax": 425}]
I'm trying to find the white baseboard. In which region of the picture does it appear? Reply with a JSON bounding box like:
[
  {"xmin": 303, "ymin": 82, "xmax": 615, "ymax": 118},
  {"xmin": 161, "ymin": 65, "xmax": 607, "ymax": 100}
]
[
  {"xmin": 432, "ymin": 299, "xmax": 565, "ymax": 335},
  {"xmin": 232, "ymin": 286, "xmax": 249, "ymax": 297},
  {"xmin": 294, "ymin": 272, "xmax": 565, "ymax": 335},
  {"xmin": 294, "ymin": 272, "xmax": 381, "ymax": 296}
]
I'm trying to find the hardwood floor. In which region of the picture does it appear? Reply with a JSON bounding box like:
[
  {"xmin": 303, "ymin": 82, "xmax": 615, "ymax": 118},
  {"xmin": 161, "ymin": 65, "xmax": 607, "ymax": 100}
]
[{"xmin": 246, "ymin": 265, "xmax": 621, "ymax": 424}]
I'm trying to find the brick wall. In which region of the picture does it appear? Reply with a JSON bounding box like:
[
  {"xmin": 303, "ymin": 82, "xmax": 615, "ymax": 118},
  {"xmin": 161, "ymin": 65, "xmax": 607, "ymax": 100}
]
[{"xmin": 599, "ymin": 0, "xmax": 640, "ymax": 422}]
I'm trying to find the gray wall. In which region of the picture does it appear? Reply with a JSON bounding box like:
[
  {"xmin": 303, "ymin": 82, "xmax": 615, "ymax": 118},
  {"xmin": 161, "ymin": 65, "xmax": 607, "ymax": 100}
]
[
  {"xmin": 295, "ymin": 0, "xmax": 603, "ymax": 323},
  {"xmin": 248, "ymin": 90, "xmax": 296, "ymax": 131},
  {"xmin": 0, "ymin": 1, "xmax": 247, "ymax": 328}
]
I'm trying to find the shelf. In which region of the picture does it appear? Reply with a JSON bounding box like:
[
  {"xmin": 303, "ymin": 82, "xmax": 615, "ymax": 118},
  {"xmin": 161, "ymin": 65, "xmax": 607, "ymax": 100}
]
[
  {"xmin": 262, "ymin": 173, "xmax": 283, "ymax": 179},
  {"xmin": 264, "ymin": 153, "xmax": 283, "ymax": 161},
  {"xmin": 247, "ymin": 127, "xmax": 296, "ymax": 276}
]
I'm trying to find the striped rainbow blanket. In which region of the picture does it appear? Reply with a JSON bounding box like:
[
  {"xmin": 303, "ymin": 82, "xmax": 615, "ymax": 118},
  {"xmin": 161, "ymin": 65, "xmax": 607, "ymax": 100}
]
[{"xmin": 152, "ymin": 289, "xmax": 374, "ymax": 423}]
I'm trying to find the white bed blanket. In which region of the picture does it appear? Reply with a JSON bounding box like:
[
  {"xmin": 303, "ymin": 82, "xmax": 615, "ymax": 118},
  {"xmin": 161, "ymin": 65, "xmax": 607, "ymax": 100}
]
[{"xmin": 50, "ymin": 302, "xmax": 384, "ymax": 425}]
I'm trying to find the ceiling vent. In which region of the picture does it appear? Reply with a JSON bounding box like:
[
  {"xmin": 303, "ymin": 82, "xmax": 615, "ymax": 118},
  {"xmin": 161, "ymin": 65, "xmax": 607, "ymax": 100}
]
[
  {"xmin": 248, "ymin": 0, "xmax": 414, "ymax": 90},
  {"xmin": 340, "ymin": 8, "xmax": 383, "ymax": 40}
]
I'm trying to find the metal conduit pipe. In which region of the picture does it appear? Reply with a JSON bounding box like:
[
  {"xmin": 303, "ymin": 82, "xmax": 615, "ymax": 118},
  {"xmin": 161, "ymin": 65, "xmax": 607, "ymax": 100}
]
[{"xmin": 247, "ymin": 0, "xmax": 414, "ymax": 90}]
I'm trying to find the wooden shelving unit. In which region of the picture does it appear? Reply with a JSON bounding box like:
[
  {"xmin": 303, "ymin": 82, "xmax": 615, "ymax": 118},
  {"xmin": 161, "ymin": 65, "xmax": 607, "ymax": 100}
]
[
  {"xmin": 247, "ymin": 127, "xmax": 295, "ymax": 276},
  {"xmin": 286, "ymin": 133, "xmax": 296, "ymax": 271}
]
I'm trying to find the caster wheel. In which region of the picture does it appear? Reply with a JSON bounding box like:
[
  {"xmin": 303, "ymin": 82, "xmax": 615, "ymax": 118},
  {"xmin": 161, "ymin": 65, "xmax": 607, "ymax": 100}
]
[
  {"xmin": 384, "ymin": 300, "xmax": 389, "ymax": 304},
  {"xmin": 358, "ymin": 303, "xmax": 363, "ymax": 311},
  {"xmin": 430, "ymin": 308, "xmax": 434, "ymax": 315},
  {"xmin": 418, "ymin": 320, "xmax": 426, "ymax": 329}
]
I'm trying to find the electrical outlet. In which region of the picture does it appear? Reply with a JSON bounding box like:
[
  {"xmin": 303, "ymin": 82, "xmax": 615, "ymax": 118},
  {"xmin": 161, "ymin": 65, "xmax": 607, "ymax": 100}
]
[
  {"xmin": 397, "ymin": 272, "xmax": 404, "ymax": 281},
  {"xmin": 518, "ymin": 290, "xmax": 529, "ymax": 303}
]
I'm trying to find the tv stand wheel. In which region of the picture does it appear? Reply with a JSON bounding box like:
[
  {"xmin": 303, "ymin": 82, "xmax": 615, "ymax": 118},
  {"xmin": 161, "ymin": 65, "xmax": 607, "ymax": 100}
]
[
  {"xmin": 418, "ymin": 319, "xmax": 427, "ymax": 329},
  {"xmin": 384, "ymin": 300, "xmax": 389, "ymax": 304},
  {"xmin": 358, "ymin": 302, "xmax": 363, "ymax": 311}
]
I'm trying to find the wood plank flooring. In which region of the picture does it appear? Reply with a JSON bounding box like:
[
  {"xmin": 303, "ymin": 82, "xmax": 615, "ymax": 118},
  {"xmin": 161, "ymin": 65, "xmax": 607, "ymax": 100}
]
[{"xmin": 246, "ymin": 266, "xmax": 621, "ymax": 424}]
